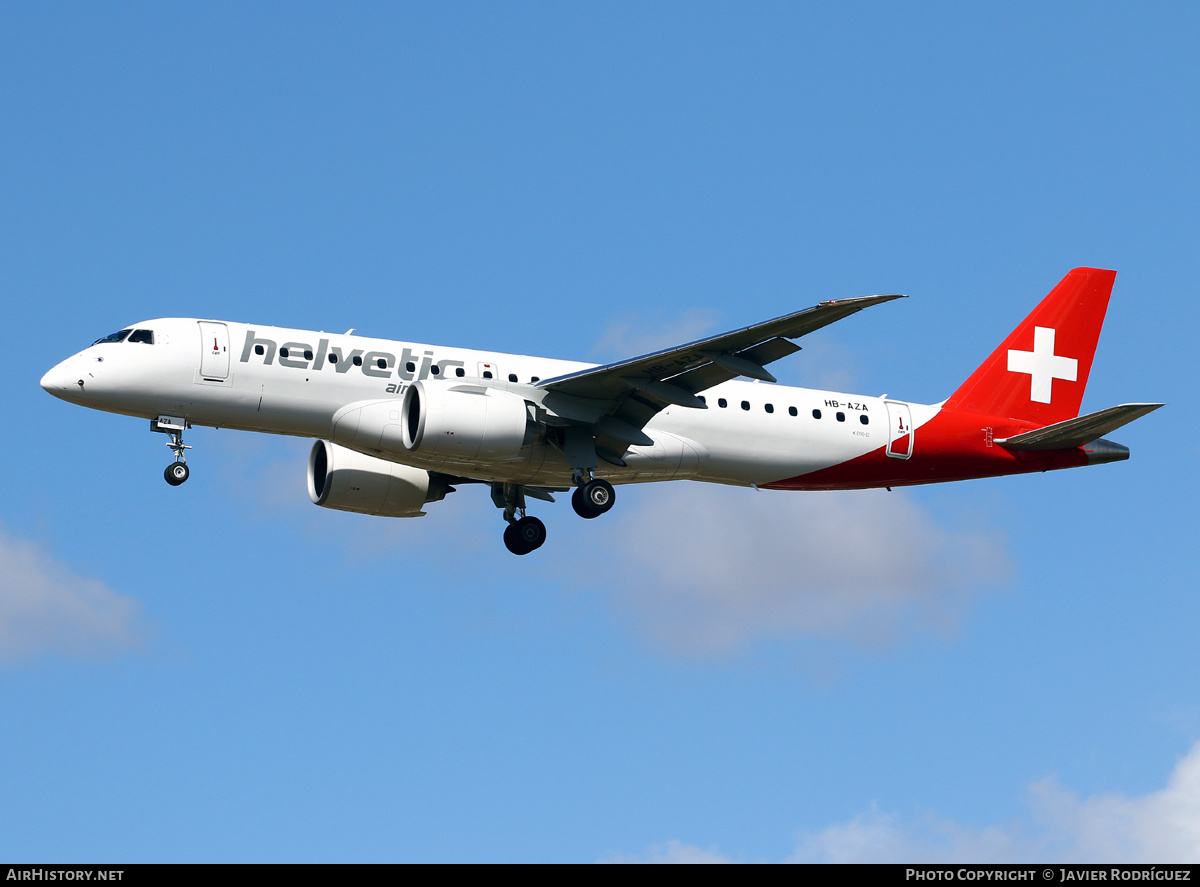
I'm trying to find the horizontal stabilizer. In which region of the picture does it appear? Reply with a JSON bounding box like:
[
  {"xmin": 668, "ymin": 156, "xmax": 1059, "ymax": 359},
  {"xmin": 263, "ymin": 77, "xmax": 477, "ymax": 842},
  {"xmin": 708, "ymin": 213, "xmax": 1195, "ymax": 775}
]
[{"xmin": 996, "ymin": 403, "xmax": 1163, "ymax": 451}]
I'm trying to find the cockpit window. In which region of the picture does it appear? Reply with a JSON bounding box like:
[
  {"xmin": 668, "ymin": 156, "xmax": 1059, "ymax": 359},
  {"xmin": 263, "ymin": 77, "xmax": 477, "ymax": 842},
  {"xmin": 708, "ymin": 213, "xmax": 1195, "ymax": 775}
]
[
  {"xmin": 93, "ymin": 329, "xmax": 132, "ymax": 345},
  {"xmin": 128, "ymin": 329, "xmax": 155, "ymax": 344}
]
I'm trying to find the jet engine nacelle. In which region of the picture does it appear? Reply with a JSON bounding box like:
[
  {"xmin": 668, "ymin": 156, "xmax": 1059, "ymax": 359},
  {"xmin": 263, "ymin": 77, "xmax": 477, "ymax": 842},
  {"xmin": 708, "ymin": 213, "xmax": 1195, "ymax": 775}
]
[
  {"xmin": 307, "ymin": 440, "xmax": 449, "ymax": 518},
  {"xmin": 400, "ymin": 380, "xmax": 533, "ymax": 462}
]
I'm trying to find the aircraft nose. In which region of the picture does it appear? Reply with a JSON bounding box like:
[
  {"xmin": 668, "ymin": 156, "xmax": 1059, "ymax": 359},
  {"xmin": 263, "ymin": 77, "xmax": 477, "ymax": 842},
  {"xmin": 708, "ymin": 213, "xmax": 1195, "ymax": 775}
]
[
  {"xmin": 41, "ymin": 364, "xmax": 67, "ymax": 392},
  {"xmin": 40, "ymin": 359, "xmax": 84, "ymax": 399}
]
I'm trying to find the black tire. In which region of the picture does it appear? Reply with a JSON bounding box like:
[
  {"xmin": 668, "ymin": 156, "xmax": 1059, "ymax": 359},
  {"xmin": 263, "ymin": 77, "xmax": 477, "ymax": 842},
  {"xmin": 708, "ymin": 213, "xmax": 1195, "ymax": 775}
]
[
  {"xmin": 582, "ymin": 479, "xmax": 615, "ymax": 515},
  {"xmin": 503, "ymin": 516, "xmax": 546, "ymax": 555},
  {"xmin": 571, "ymin": 485, "xmax": 597, "ymax": 519},
  {"xmin": 165, "ymin": 462, "xmax": 190, "ymax": 486},
  {"xmin": 503, "ymin": 522, "xmax": 524, "ymax": 554},
  {"xmin": 514, "ymin": 515, "xmax": 546, "ymax": 553}
]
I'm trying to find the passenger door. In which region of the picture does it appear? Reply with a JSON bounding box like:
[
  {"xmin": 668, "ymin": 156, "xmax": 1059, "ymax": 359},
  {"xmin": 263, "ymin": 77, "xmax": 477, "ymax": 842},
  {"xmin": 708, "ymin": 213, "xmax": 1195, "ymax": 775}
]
[{"xmin": 198, "ymin": 322, "xmax": 230, "ymax": 381}]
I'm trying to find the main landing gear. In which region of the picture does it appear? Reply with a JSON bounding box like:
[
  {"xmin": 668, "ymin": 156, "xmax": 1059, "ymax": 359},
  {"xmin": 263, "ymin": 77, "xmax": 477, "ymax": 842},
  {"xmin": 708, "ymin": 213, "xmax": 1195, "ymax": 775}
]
[
  {"xmin": 493, "ymin": 482, "xmax": 548, "ymax": 555},
  {"xmin": 571, "ymin": 477, "xmax": 615, "ymax": 519},
  {"xmin": 492, "ymin": 474, "xmax": 618, "ymax": 556},
  {"xmin": 153, "ymin": 415, "xmax": 192, "ymax": 486},
  {"xmin": 503, "ymin": 515, "xmax": 547, "ymax": 556}
]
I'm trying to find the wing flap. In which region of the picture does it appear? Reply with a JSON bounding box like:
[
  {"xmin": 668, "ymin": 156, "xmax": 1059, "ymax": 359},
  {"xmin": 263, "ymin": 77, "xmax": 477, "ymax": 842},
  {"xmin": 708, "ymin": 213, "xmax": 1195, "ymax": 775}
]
[
  {"xmin": 667, "ymin": 337, "xmax": 803, "ymax": 394},
  {"xmin": 996, "ymin": 403, "xmax": 1163, "ymax": 450}
]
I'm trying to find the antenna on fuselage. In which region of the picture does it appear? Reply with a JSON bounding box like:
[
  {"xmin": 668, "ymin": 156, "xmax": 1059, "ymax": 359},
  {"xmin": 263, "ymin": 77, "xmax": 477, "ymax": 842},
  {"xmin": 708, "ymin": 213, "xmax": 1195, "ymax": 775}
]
[{"xmin": 345, "ymin": 328, "xmax": 355, "ymax": 335}]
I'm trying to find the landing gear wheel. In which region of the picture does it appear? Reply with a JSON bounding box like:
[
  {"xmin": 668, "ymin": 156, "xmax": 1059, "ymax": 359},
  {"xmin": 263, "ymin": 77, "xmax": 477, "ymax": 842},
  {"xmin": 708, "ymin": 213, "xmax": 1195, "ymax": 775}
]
[
  {"xmin": 503, "ymin": 516, "xmax": 547, "ymax": 555},
  {"xmin": 503, "ymin": 522, "xmax": 520, "ymax": 553},
  {"xmin": 164, "ymin": 462, "xmax": 190, "ymax": 486},
  {"xmin": 572, "ymin": 479, "xmax": 615, "ymax": 519}
]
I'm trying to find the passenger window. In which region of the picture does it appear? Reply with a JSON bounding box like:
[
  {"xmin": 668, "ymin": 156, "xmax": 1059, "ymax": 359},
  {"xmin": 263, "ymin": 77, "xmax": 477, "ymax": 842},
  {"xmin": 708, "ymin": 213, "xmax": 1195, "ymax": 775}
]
[
  {"xmin": 531, "ymin": 376, "xmax": 540, "ymax": 383},
  {"xmin": 483, "ymin": 371, "xmax": 493, "ymax": 379},
  {"xmin": 508, "ymin": 373, "xmax": 518, "ymax": 382},
  {"xmin": 353, "ymin": 356, "xmax": 363, "ymax": 366},
  {"xmin": 860, "ymin": 414, "xmax": 869, "ymax": 425},
  {"xmin": 765, "ymin": 403, "xmax": 774, "ymax": 414},
  {"xmin": 718, "ymin": 398, "xmax": 727, "ymax": 408},
  {"xmin": 376, "ymin": 358, "xmax": 387, "ymax": 369},
  {"xmin": 788, "ymin": 406, "xmax": 797, "ymax": 417},
  {"xmin": 455, "ymin": 367, "xmax": 465, "ymax": 377},
  {"xmin": 741, "ymin": 401, "xmax": 750, "ymax": 411},
  {"xmin": 812, "ymin": 409, "xmax": 822, "ymax": 419},
  {"xmin": 255, "ymin": 345, "xmax": 265, "ymax": 356},
  {"xmin": 430, "ymin": 365, "xmax": 440, "ymax": 375},
  {"xmin": 128, "ymin": 329, "xmax": 154, "ymax": 344},
  {"xmin": 304, "ymin": 349, "xmax": 314, "ymax": 361},
  {"xmin": 279, "ymin": 347, "xmax": 289, "ymax": 358},
  {"xmin": 697, "ymin": 395, "xmax": 706, "ymax": 405},
  {"xmin": 406, "ymin": 362, "xmax": 416, "ymax": 372},
  {"xmin": 93, "ymin": 329, "xmax": 131, "ymax": 345},
  {"xmin": 836, "ymin": 412, "xmax": 845, "ymax": 422}
]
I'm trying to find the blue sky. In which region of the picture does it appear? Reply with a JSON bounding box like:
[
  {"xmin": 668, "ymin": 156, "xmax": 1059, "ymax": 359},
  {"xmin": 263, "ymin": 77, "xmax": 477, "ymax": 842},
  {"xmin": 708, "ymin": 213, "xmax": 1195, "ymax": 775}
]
[{"xmin": 1, "ymin": 2, "xmax": 1197, "ymax": 862}]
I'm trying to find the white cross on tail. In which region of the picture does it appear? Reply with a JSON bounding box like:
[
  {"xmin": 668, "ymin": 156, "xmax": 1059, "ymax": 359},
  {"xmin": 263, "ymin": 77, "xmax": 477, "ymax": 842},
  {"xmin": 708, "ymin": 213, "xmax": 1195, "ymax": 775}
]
[{"xmin": 1007, "ymin": 326, "xmax": 1077, "ymax": 404}]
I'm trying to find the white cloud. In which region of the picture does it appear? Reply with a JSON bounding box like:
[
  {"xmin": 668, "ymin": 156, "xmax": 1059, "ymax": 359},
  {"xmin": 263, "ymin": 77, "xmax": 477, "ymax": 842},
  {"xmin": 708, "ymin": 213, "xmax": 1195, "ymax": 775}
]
[
  {"xmin": 0, "ymin": 526, "xmax": 143, "ymax": 662},
  {"xmin": 579, "ymin": 483, "xmax": 1009, "ymax": 655},
  {"xmin": 601, "ymin": 840, "xmax": 732, "ymax": 864},
  {"xmin": 775, "ymin": 336, "xmax": 860, "ymax": 394},
  {"xmin": 793, "ymin": 746, "xmax": 1200, "ymax": 862},
  {"xmin": 589, "ymin": 305, "xmax": 863, "ymax": 392},
  {"xmin": 788, "ymin": 805, "xmax": 1023, "ymax": 863},
  {"xmin": 611, "ymin": 743, "xmax": 1200, "ymax": 863},
  {"xmin": 590, "ymin": 308, "xmax": 722, "ymax": 361},
  {"xmin": 1024, "ymin": 746, "xmax": 1200, "ymax": 862}
]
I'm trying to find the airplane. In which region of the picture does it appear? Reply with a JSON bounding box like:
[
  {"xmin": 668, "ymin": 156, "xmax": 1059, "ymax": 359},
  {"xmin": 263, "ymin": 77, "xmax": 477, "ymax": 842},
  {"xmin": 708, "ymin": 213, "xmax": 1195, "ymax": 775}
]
[{"xmin": 40, "ymin": 267, "xmax": 1161, "ymax": 555}]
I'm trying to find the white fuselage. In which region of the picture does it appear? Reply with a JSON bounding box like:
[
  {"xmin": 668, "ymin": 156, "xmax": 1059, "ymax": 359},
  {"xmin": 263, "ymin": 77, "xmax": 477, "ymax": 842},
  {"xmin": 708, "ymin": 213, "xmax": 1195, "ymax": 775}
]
[{"xmin": 40, "ymin": 317, "xmax": 935, "ymax": 488}]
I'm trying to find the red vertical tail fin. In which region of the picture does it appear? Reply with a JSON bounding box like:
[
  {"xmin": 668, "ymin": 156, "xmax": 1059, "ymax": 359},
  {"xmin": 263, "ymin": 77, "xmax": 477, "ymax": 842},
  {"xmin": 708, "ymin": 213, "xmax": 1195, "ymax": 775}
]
[{"xmin": 944, "ymin": 268, "xmax": 1115, "ymax": 425}]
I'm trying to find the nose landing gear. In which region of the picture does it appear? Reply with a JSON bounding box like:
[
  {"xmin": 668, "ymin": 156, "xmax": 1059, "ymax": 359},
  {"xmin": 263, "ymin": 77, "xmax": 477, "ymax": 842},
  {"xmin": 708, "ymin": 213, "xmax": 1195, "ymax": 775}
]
[
  {"xmin": 164, "ymin": 461, "xmax": 190, "ymax": 486},
  {"xmin": 153, "ymin": 415, "xmax": 192, "ymax": 486}
]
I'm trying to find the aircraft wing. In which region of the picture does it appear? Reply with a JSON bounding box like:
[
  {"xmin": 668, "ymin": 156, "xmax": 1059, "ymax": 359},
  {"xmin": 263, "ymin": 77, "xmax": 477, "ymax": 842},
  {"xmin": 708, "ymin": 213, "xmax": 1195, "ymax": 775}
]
[
  {"xmin": 539, "ymin": 295, "xmax": 904, "ymax": 401},
  {"xmin": 535, "ymin": 294, "xmax": 904, "ymax": 463},
  {"xmin": 996, "ymin": 403, "xmax": 1164, "ymax": 450}
]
